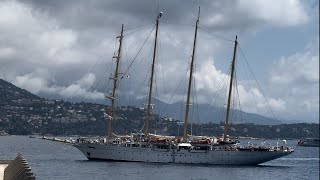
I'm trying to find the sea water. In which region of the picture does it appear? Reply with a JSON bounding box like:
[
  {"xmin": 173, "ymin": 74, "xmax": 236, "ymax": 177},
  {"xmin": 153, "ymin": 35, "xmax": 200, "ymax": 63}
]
[{"xmin": 0, "ymin": 136, "xmax": 319, "ymax": 180}]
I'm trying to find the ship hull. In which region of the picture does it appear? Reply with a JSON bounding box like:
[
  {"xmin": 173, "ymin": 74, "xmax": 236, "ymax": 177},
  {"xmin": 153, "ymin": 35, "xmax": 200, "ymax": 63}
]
[{"xmin": 73, "ymin": 143, "xmax": 292, "ymax": 165}]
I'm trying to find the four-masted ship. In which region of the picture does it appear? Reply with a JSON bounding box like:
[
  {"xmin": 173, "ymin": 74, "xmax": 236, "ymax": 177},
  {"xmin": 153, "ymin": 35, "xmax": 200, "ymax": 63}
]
[{"xmin": 73, "ymin": 8, "xmax": 293, "ymax": 165}]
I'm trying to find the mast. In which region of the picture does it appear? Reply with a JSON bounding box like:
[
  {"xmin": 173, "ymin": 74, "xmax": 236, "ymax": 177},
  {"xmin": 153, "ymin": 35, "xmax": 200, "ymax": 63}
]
[
  {"xmin": 183, "ymin": 7, "xmax": 200, "ymax": 141},
  {"xmin": 223, "ymin": 36, "xmax": 238, "ymax": 142},
  {"xmin": 144, "ymin": 12, "xmax": 162, "ymax": 136},
  {"xmin": 107, "ymin": 24, "xmax": 124, "ymax": 143}
]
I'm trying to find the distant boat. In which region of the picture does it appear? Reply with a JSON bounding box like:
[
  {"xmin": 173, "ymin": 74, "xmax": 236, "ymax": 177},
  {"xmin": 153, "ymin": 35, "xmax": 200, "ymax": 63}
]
[
  {"xmin": 298, "ymin": 138, "xmax": 320, "ymax": 147},
  {"xmin": 73, "ymin": 8, "xmax": 294, "ymax": 165},
  {"xmin": 29, "ymin": 136, "xmax": 36, "ymax": 138}
]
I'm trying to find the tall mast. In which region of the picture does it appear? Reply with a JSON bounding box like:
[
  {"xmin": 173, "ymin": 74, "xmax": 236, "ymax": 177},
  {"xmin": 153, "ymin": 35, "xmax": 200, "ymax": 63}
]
[
  {"xmin": 144, "ymin": 12, "xmax": 162, "ymax": 136},
  {"xmin": 223, "ymin": 36, "xmax": 238, "ymax": 142},
  {"xmin": 183, "ymin": 7, "xmax": 200, "ymax": 141},
  {"xmin": 107, "ymin": 24, "xmax": 124, "ymax": 143}
]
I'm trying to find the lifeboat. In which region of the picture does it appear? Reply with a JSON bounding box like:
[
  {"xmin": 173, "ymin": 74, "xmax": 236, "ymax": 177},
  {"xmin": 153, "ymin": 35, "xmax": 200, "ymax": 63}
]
[
  {"xmin": 150, "ymin": 137, "xmax": 169, "ymax": 145},
  {"xmin": 190, "ymin": 139, "xmax": 211, "ymax": 149},
  {"xmin": 190, "ymin": 139, "xmax": 211, "ymax": 145}
]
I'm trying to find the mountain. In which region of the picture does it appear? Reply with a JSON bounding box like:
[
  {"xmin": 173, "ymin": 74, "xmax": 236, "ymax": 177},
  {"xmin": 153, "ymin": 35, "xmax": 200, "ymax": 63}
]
[
  {"xmin": 0, "ymin": 78, "xmax": 148, "ymax": 135},
  {"xmin": 42, "ymin": 92, "xmax": 283, "ymax": 125},
  {"xmin": 0, "ymin": 78, "xmax": 318, "ymax": 138},
  {"xmin": 0, "ymin": 78, "xmax": 41, "ymax": 102},
  {"xmin": 0, "ymin": 78, "xmax": 282, "ymax": 125},
  {"xmin": 117, "ymin": 97, "xmax": 282, "ymax": 125}
]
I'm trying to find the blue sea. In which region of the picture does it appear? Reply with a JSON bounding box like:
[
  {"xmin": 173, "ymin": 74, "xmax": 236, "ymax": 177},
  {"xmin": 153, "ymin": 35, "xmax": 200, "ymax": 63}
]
[{"xmin": 0, "ymin": 136, "xmax": 319, "ymax": 180}]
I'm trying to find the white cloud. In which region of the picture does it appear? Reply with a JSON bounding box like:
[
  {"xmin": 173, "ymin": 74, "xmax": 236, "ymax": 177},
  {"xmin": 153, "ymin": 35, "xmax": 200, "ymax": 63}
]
[
  {"xmin": 206, "ymin": 0, "xmax": 309, "ymax": 30},
  {"xmin": 271, "ymin": 47, "xmax": 319, "ymax": 85},
  {"xmin": 236, "ymin": 85, "xmax": 287, "ymax": 114},
  {"xmin": 13, "ymin": 68, "xmax": 51, "ymax": 93},
  {"xmin": 13, "ymin": 70, "xmax": 104, "ymax": 101},
  {"xmin": 237, "ymin": 0, "xmax": 309, "ymax": 26},
  {"xmin": 192, "ymin": 59, "xmax": 287, "ymax": 116},
  {"xmin": 59, "ymin": 83, "xmax": 104, "ymax": 100},
  {"xmin": 0, "ymin": 0, "xmax": 81, "ymax": 66},
  {"xmin": 76, "ymin": 73, "xmax": 96, "ymax": 88},
  {"xmin": 194, "ymin": 59, "xmax": 228, "ymax": 92},
  {"xmin": 0, "ymin": 0, "xmax": 317, "ymax": 123},
  {"xmin": 269, "ymin": 39, "xmax": 319, "ymax": 121},
  {"xmin": 0, "ymin": 47, "xmax": 15, "ymax": 58}
]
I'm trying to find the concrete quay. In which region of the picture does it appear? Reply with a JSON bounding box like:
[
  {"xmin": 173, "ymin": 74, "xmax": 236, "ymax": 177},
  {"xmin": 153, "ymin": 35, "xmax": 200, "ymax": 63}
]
[
  {"xmin": 1, "ymin": 154, "xmax": 35, "ymax": 180},
  {"xmin": 0, "ymin": 161, "xmax": 10, "ymax": 180}
]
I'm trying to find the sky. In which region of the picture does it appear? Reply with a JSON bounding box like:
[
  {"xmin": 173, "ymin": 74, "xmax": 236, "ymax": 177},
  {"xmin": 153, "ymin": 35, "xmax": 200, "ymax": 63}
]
[{"xmin": 0, "ymin": 0, "xmax": 318, "ymax": 123}]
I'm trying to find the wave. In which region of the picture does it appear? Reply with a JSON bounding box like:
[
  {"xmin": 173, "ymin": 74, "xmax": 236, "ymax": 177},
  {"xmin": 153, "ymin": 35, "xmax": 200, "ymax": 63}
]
[{"xmin": 280, "ymin": 158, "xmax": 319, "ymax": 161}]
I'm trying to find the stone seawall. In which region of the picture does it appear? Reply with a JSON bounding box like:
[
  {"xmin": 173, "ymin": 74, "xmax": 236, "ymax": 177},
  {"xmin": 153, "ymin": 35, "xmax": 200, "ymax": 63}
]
[{"xmin": 3, "ymin": 154, "xmax": 35, "ymax": 180}]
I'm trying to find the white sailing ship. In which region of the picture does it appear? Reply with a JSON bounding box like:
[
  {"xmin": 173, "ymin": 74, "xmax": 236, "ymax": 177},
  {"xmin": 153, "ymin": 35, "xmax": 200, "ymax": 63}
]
[{"xmin": 73, "ymin": 8, "xmax": 294, "ymax": 165}]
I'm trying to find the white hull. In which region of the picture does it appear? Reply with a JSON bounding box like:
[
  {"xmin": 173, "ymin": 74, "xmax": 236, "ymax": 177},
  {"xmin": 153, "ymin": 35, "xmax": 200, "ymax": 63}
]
[{"xmin": 73, "ymin": 143, "xmax": 292, "ymax": 165}]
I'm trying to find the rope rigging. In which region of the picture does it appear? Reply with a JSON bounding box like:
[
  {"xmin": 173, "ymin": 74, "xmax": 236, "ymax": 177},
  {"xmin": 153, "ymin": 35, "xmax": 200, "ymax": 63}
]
[
  {"xmin": 234, "ymin": 66, "xmax": 245, "ymax": 123},
  {"xmin": 71, "ymin": 17, "xmax": 279, "ymax": 136},
  {"xmin": 238, "ymin": 44, "xmax": 278, "ymax": 120},
  {"xmin": 118, "ymin": 25, "xmax": 155, "ymax": 81},
  {"xmin": 198, "ymin": 27, "xmax": 234, "ymax": 43},
  {"xmin": 67, "ymin": 37, "xmax": 117, "ymax": 102}
]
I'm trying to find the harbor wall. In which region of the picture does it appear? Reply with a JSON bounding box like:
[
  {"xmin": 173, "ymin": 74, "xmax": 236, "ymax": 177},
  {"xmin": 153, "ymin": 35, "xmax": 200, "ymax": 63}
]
[{"xmin": 3, "ymin": 154, "xmax": 35, "ymax": 180}]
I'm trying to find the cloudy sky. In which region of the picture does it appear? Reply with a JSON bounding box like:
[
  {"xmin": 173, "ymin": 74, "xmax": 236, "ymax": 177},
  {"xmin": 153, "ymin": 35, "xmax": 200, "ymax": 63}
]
[{"xmin": 0, "ymin": 0, "xmax": 318, "ymax": 123}]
